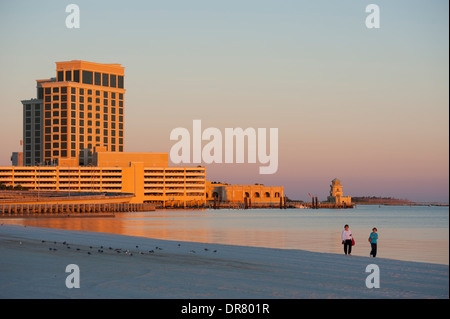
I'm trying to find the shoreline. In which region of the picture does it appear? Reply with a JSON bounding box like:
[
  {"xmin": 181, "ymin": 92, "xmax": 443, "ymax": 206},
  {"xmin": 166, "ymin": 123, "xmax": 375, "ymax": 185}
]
[
  {"xmin": 0, "ymin": 224, "xmax": 448, "ymax": 299},
  {"xmin": 1, "ymin": 206, "xmax": 448, "ymax": 266}
]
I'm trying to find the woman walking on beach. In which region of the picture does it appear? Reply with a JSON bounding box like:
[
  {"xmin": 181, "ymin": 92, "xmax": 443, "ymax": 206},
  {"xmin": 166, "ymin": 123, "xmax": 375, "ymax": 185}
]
[
  {"xmin": 369, "ymin": 227, "xmax": 378, "ymax": 257},
  {"xmin": 341, "ymin": 224, "xmax": 353, "ymax": 255}
]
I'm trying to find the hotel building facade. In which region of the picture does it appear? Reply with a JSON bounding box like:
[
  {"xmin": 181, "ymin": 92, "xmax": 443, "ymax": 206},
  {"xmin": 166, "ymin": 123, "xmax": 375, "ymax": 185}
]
[
  {"xmin": 1, "ymin": 150, "xmax": 206, "ymax": 205},
  {"xmin": 21, "ymin": 60, "xmax": 125, "ymax": 167},
  {"xmin": 3, "ymin": 60, "xmax": 283, "ymax": 206},
  {"xmin": 5, "ymin": 60, "xmax": 206, "ymax": 205}
]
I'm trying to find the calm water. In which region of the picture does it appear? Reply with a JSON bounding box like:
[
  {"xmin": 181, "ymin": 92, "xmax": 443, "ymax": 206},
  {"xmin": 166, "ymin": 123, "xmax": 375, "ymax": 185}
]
[{"xmin": 1, "ymin": 205, "xmax": 448, "ymax": 265}]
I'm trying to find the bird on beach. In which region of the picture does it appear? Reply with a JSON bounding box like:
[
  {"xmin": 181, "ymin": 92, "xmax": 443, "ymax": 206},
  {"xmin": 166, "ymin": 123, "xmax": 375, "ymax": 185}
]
[
  {"xmin": 189, "ymin": 250, "xmax": 196, "ymax": 254},
  {"xmin": 149, "ymin": 250, "xmax": 154, "ymax": 253},
  {"xmin": 87, "ymin": 252, "xmax": 91, "ymax": 255}
]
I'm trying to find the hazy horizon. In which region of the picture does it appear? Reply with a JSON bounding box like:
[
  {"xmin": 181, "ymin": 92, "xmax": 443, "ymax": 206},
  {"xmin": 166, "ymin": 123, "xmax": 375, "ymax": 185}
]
[{"xmin": 0, "ymin": 0, "xmax": 448, "ymax": 203}]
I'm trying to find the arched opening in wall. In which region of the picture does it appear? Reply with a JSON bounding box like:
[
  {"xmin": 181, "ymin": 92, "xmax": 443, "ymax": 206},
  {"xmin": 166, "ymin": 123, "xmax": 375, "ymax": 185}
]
[
  {"xmin": 275, "ymin": 192, "xmax": 280, "ymax": 198},
  {"xmin": 245, "ymin": 192, "xmax": 250, "ymax": 198},
  {"xmin": 212, "ymin": 192, "xmax": 219, "ymax": 199},
  {"xmin": 254, "ymin": 192, "xmax": 260, "ymax": 198},
  {"xmin": 265, "ymin": 192, "xmax": 270, "ymax": 198}
]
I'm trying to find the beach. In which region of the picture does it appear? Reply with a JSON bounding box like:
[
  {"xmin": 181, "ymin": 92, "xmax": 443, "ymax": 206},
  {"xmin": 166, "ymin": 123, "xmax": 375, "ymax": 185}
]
[{"xmin": 0, "ymin": 224, "xmax": 448, "ymax": 299}]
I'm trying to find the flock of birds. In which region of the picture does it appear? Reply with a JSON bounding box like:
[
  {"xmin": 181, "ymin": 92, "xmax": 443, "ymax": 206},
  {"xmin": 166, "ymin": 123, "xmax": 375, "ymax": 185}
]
[
  {"xmin": 8, "ymin": 225, "xmax": 220, "ymax": 257},
  {"xmin": 38, "ymin": 239, "xmax": 218, "ymax": 257}
]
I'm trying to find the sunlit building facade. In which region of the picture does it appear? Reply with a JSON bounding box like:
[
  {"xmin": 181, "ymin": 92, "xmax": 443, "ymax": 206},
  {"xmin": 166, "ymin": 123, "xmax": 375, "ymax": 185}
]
[
  {"xmin": 5, "ymin": 60, "xmax": 284, "ymax": 207},
  {"xmin": 206, "ymin": 181, "xmax": 284, "ymax": 205},
  {"xmin": 327, "ymin": 178, "xmax": 351, "ymax": 205},
  {"xmin": 21, "ymin": 60, "xmax": 125, "ymax": 167},
  {"xmin": 0, "ymin": 159, "xmax": 206, "ymax": 205}
]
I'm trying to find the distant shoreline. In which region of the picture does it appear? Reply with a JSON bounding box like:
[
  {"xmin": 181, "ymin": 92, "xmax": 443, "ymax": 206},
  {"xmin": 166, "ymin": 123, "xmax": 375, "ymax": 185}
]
[{"xmin": 354, "ymin": 202, "xmax": 449, "ymax": 207}]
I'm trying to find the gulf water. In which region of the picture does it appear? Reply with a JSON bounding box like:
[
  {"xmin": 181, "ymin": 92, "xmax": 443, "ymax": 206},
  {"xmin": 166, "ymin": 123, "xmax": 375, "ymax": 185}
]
[{"xmin": 2, "ymin": 205, "xmax": 448, "ymax": 265}]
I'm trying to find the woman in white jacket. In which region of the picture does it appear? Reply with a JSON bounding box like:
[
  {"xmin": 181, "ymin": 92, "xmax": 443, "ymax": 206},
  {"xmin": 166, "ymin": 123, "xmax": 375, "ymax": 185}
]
[{"xmin": 341, "ymin": 224, "xmax": 353, "ymax": 255}]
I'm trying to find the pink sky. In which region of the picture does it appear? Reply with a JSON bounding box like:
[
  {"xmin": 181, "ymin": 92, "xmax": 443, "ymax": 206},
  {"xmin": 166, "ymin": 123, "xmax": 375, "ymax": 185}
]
[{"xmin": 0, "ymin": 1, "xmax": 448, "ymax": 203}]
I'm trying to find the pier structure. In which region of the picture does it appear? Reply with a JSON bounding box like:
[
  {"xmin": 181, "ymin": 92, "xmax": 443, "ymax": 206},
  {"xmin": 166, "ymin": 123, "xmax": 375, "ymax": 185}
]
[
  {"xmin": 0, "ymin": 202, "xmax": 154, "ymax": 217},
  {"xmin": 0, "ymin": 190, "xmax": 154, "ymax": 217}
]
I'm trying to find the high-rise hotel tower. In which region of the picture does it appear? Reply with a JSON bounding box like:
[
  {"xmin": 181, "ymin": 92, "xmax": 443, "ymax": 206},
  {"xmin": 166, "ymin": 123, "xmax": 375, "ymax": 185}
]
[{"xmin": 21, "ymin": 61, "xmax": 125, "ymax": 166}]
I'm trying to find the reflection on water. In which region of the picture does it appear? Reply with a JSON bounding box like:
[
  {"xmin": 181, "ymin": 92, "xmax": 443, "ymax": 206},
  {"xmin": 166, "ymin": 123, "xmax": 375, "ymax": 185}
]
[{"xmin": 1, "ymin": 205, "xmax": 448, "ymax": 265}]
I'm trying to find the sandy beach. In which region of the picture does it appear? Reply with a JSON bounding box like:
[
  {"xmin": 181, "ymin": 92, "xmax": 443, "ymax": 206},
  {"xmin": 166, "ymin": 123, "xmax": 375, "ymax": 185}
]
[{"xmin": 0, "ymin": 224, "xmax": 448, "ymax": 299}]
